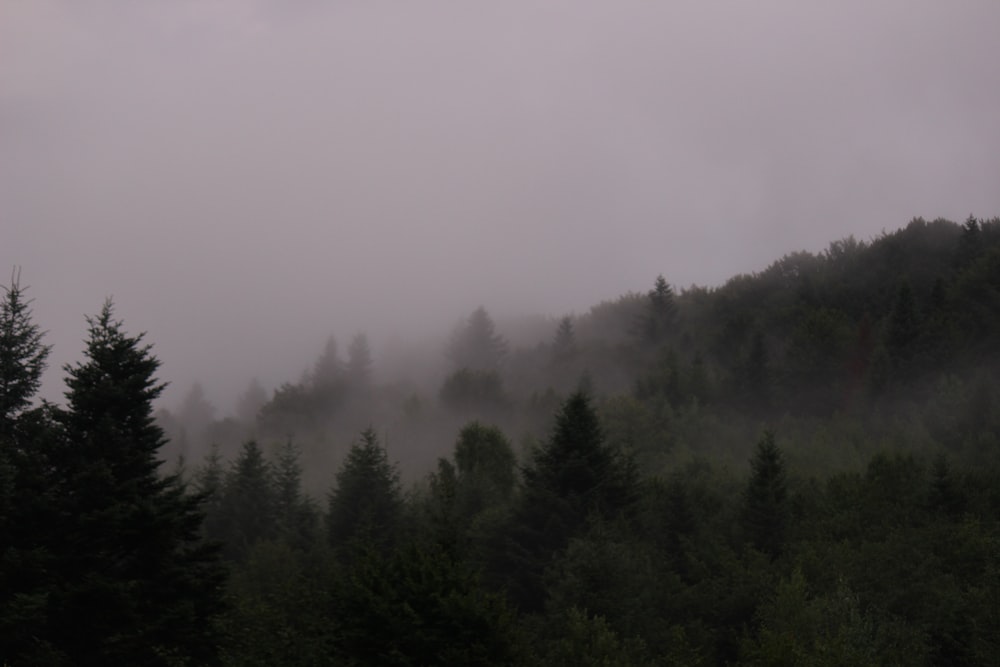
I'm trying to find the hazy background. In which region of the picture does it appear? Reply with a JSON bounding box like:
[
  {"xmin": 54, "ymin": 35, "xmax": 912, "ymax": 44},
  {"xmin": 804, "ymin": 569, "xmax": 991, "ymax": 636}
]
[{"xmin": 3, "ymin": 0, "xmax": 999, "ymax": 411}]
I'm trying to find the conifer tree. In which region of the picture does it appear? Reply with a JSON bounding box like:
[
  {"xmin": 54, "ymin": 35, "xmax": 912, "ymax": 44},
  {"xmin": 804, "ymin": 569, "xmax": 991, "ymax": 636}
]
[
  {"xmin": 47, "ymin": 300, "xmax": 225, "ymax": 664},
  {"xmin": 218, "ymin": 440, "xmax": 277, "ymax": 560},
  {"xmin": 640, "ymin": 274, "xmax": 678, "ymax": 344},
  {"xmin": 447, "ymin": 306, "xmax": 508, "ymax": 371},
  {"xmin": 0, "ymin": 269, "xmax": 51, "ymax": 433},
  {"xmin": 0, "ymin": 272, "xmax": 62, "ymax": 664},
  {"xmin": 327, "ymin": 428, "xmax": 402, "ymax": 558},
  {"xmin": 501, "ymin": 391, "xmax": 636, "ymax": 610},
  {"xmin": 742, "ymin": 431, "xmax": 788, "ymax": 558},
  {"xmin": 551, "ymin": 316, "xmax": 577, "ymax": 366},
  {"xmin": 346, "ymin": 333, "xmax": 373, "ymax": 389}
]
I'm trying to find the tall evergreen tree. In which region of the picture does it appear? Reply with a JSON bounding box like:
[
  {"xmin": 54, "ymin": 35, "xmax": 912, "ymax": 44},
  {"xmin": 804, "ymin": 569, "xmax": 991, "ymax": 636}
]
[
  {"xmin": 551, "ymin": 316, "xmax": 578, "ymax": 366},
  {"xmin": 742, "ymin": 431, "xmax": 788, "ymax": 558},
  {"xmin": 639, "ymin": 275, "xmax": 678, "ymax": 345},
  {"xmin": 218, "ymin": 440, "xmax": 277, "ymax": 560},
  {"xmin": 447, "ymin": 306, "xmax": 508, "ymax": 371},
  {"xmin": 500, "ymin": 391, "xmax": 637, "ymax": 610},
  {"xmin": 0, "ymin": 272, "xmax": 61, "ymax": 664},
  {"xmin": 886, "ymin": 281, "xmax": 921, "ymax": 383},
  {"xmin": 327, "ymin": 428, "xmax": 402, "ymax": 559},
  {"xmin": 0, "ymin": 269, "xmax": 51, "ymax": 433},
  {"xmin": 346, "ymin": 333, "xmax": 374, "ymax": 389},
  {"xmin": 45, "ymin": 300, "xmax": 225, "ymax": 664}
]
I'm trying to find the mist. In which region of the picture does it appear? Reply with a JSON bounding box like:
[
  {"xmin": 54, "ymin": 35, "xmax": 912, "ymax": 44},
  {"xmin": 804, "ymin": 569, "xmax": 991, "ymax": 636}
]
[{"xmin": 3, "ymin": 1, "xmax": 999, "ymax": 412}]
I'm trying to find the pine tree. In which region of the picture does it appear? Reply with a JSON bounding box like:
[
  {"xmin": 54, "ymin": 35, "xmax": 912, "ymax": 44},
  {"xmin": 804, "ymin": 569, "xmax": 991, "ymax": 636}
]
[
  {"xmin": 327, "ymin": 428, "xmax": 402, "ymax": 559},
  {"xmin": 0, "ymin": 271, "xmax": 63, "ymax": 664},
  {"xmin": 501, "ymin": 391, "xmax": 637, "ymax": 610},
  {"xmin": 218, "ymin": 440, "xmax": 277, "ymax": 560},
  {"xmin": 273, "ymin": 440, "xmax": 318, "ymax": 549},
  {"xmin": 447, "ymin": 306, "xmax": 508, "ymax": 371},
  {"xmin": 0, "ymin": 269, "xmax": 51, "ymax": 434},
  {"xmin": 551, "ymin": 316, "xmax": 577, "ymax": 366},
  {"xmin": 46, "ymin": 300, "xmax": 225, "ymax": 664},
  {"xmin": 639, "ymin": 275, "xmax": 678, "ymax": 345},
  {"xmin": 884, "ymin": 281, "xmax": 924, "ymax": 387},
  {"xmin": 346, "ymin": 333, "xmax": 373, "ymax": 389},
  {"xmin": 742, "ymin": 431, "xmax": 788, "ymax": 558}
]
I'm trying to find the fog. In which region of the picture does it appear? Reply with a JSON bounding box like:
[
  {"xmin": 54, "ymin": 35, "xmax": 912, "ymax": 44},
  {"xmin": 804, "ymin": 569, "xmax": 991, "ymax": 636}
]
[{"xmin": 3, "ymin": 0, "xmax": 999, "ymax": 411}]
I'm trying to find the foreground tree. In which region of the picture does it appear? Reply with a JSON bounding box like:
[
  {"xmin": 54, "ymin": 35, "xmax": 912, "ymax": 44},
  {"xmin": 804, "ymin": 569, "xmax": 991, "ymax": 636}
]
[
  {"xmin": 0, "ymin": 269, "xmax": 51, "ymax": 432},
  {"xmin": 0, "ymin": 271, "xmax": 61, "ymax": 663},
  {"xmin": 45, "ymin": 300, "xmax": 225, "ymax": 664}
]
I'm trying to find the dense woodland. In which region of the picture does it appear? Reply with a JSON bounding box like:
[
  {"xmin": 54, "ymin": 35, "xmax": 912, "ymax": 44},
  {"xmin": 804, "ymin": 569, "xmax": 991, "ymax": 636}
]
[{"xmin": 3, "ymin": 216, "xmax": 1000, "ymax": 665}]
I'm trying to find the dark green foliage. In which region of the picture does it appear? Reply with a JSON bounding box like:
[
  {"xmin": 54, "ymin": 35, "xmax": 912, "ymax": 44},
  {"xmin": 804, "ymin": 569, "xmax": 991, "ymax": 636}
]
[
  {"xmin": 639, "ymin": 274, "xmax": 678, "ymax": 345},
  {"xmin": 927, "ymin": 453, "xmax": 966, "ymax": 518},
  {"xmin": 885, "ymin": 281, "xmax": 921, "ymax": 381},
  {"xmin": 327, "ymin": 428, "xmax": 402, "ymax": 558},
  {"xmin": 331, "ymin": 543, "xmax": 516, "ymax": 666},
  {"xmin": 273, "ymin": 440, "xmax": 319, "ymax": 548},
  {"xmin": 499, "ymin": 391, "xmax": 638, "ymax": 610},
  {"xmin": 216, "ymin": 440, "xmax": 278, "ymax": 560},
  {"xmin": 38, "ymin": 301, "xmax": 225, "ymax": 665},
  {"xmin": 453, "ymin": 421, "xmax": 516, "ymax": 507},
  {"xmin": 218, "ymin": 541, "xmax": 334, "ymax": 667},
  {"xmin": 742, "ymin": 432, "xmax": 787, "ymax": 557},
  {"xmin": 0, "ymin": 269, "xmax": 51, "ymax": 430}
]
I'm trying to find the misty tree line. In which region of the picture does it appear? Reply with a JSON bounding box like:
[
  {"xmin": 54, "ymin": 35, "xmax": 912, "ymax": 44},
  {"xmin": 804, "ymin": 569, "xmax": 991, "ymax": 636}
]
[{"xmin": 3, "ymin": 215, "xmax": 1000, "ymax": 664}]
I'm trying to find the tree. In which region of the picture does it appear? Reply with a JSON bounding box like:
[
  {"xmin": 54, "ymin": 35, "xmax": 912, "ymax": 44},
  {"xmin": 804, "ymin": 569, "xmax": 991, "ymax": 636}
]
[
  {"xmin": 551, "ymin": 316, "xmax": 577, "ymax": 366},
  {"xmin": 447, "ymin": 306, "xmax": 508, "ymax": 371},
  {"xmin": 312, "ymin": 334, "xmax": 343, "ymax": 390},
  {"xmin": 639, "ymin": 275, "xmax": 678, "ymax": 345},
  {"xmin": 439, "ymin": 368, "xmax": 509, "ymax": 416},
  {"xmin": 0, "ymin": 268, "xmax": 51, "ymax": 433},
  {"xmin": 217, "ymin": 440, "xmax": 277, "ymax": 560},
  {"xmin": 449, "ymin": 421, "xmax": 517, "ymax": 521},
  {"xmin": 236, "ymin": 377, "xmax": 268, "ymax": 424},
  {"xmin": 500, "ymin": 391, "xmax": 637, "ymax": 610},
  {"xmin": 273, "ymin": 440, "xmax": 318, "ymax": 549},
  {"xmin": 331, "ymin": 542, "xmax": 516, "ymax": 665},
  {"xmin": 0, "ymin": 271, "xmax": 61, "ymax": 664},
  {"xmin": 175, "ymin": 381, "xmax": 216, "ymax": 458},
  {"xmin": 742, "ymin": 431, "xmax": 788, "ymax": 557},
  {"xmin": 45, "ymin": 300, "xmax": 225, "ymax": 664},
  {"xmin": 346, "ymin": 333, "xmax": 374, "ymax": 389},
  {"xmin": 885, "ymin": 281, "xmax": 921, "ymax": 381},
  {"xmin": 327, "ymin": 428, "xmax": 402, "ymax": 558}
]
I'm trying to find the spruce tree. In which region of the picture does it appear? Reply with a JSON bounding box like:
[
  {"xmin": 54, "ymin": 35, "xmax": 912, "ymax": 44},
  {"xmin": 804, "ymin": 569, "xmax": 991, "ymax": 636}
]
[
  {"xmin": 742, "ymin": 431, "xmax": 788, "ymax": 558},
  {"xmin": 447, "ymin": 306, "xmax": 508, "ymax": 371},
  {"xmin": 327, "ymin": 428, "xmax": 402, "ymax": 559},
  {"xmin": 0, "ymin": 272, "xmax": 63, "ymax": 664},
  {"xmin": 47, "ymin": 300, "xmax": 225, "ymax": 664},
  {"xmin": 500, "ymin": 391, "xmax": 636, "ymax": 610},
  {"xmin": 640, "ymin": 274, "xmax": 678, "ymax": 344},
  {"xmin": 0, "ymin": 269, "xmax": 51, "ymax": 433},
  {"xmin": 218, "ymin": 440, "xmax": 277, "ymax": 560}
]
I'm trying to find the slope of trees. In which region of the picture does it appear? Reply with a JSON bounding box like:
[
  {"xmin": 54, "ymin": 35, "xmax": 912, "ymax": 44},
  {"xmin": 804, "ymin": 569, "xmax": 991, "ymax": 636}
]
[
  {"xmin": 5, "ymin": 215, "xmax": 1000, "ymax": 664},
  {"xmin": 1, "ymin": 294, "xmax": 225, "ymax": 665}
]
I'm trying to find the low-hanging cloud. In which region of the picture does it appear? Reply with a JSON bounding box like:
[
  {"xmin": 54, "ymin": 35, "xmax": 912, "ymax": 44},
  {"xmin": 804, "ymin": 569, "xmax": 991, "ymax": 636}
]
[{"xmin": 3, "ymin": 0, "xmax": 999, "ymax": 409}]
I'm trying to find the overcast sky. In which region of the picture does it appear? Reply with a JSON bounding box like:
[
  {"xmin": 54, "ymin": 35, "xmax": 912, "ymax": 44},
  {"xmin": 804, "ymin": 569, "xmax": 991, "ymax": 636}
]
[{"xmin": 3, "ymin": 1, "xmax": 999, "ymax": 410}]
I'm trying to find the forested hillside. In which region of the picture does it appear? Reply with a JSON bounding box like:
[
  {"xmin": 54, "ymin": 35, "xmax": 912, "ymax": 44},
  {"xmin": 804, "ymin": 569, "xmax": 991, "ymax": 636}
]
[{"xmin": 3, "ymin": 216, "xmax": 1000, "ymax": 665}]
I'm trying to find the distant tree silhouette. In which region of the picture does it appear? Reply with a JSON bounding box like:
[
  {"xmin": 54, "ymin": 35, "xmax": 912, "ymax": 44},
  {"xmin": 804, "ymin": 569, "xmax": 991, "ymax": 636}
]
[{"xmin": 448, "ymin": 306, "xmax": 508, "ymax": 371}]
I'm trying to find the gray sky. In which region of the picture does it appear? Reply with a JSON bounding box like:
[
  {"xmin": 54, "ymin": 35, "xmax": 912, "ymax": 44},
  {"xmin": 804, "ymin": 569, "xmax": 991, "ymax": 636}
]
[{"xmin": 3, "ymin": 1, "xmax": 999, "ymax": 410}]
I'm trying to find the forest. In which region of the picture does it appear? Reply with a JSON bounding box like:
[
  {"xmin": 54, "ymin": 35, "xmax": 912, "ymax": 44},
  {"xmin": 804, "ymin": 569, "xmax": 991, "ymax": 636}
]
[{"xmin": 2, "ymin": 215, "xmax": 1000, "ymax": 665}]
